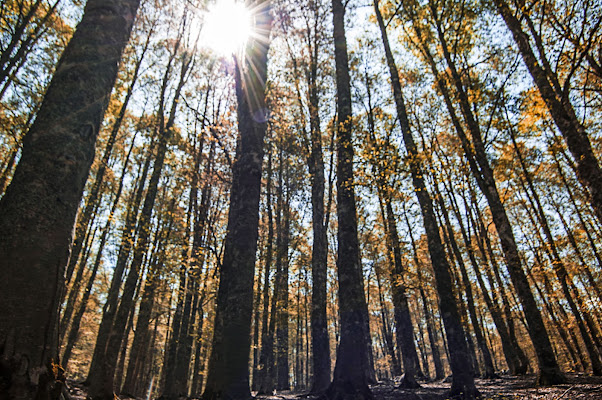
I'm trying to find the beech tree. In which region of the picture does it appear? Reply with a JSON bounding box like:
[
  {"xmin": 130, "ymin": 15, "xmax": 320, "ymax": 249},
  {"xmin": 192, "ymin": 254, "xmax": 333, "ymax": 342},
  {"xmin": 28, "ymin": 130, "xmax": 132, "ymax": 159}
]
[{"xmin": 0, "ymin": 1, "xmax": 141, "ymax": 398}]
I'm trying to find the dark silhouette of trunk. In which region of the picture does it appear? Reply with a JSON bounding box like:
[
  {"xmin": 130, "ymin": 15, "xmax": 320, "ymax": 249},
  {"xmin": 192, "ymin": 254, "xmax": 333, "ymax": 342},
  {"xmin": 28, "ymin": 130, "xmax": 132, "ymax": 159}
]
[
  {"xmin": 257, "ymin": 149, "xmax": 276, "ymax": 395},
  {"xmin": 0, "ymin": 2, "xmax": 141, "ymax": 398},
  {"xmin": 493, "ymin": 0, "xmax": 602, "ymax": 224},
  {"xmin": 415, "ymin": 267, "xmax": 445, "ymax": 380},
  {"xmin": 276, "ymin": 144, "xmax": 290, "ymax": 391},
  {"xmin": 122, "ymin": 213, "xmax": 175, "ymax": 397},
  {"xmin": 324, "ymin": 1, "xmax": 373, "ymax": 399},
  {"xmin": 372, "ymin": 246, "xmax": 401, "ymax": 377},
  {"xmin": 60, "ymin": 213, "xmax": 100, "ymax": 341},
  {"xmin": 551, "ymin": 199, "xmax": 602, "ymax": 305},
  {"xmin": 374, "ymin": 1, "xmax": 478, "ymax": 396},
  {"xmin": 252, "ymin": 246, "xmax": 264, "ymax": 391},
  {"xmin": 86, "ymin": 134, "xmax": 156, "ymax": 384},
  {"xmin": 201, "ymin": 3, "xmax": 272, "ymax": 398},
  {"xmin": 384, "ymin": 200, "xmax": 421, "ymax": 388},
  {"xmin": 0, "ymin": 0, "xmax": 62, "ymax": 95},
  {"xmin": 163, "ymin": 266, "xmax": 187, "ymax": 391},
  {"xmin": 552, "ymin": 152, "xmax": 602, "ymax": 279},
  {"xmin": 64, "ymin": 26, "xmax": 152, "ymax": 284},
  {"xmin": 307, "ymin": 13, "xmax": 331, "ymax": 389},
  {"xmin": 445, "ymin": 182, "xmax": 528, "ymax": 376}
]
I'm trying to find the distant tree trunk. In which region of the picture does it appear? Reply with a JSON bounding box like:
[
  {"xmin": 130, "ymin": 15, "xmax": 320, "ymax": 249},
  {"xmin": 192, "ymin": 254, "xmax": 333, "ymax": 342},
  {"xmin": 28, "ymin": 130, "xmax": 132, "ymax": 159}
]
[
  {"xmin": 384, "ymin": 200, "xmax": 421, "ymax": 388},
  {"xmin": 257, "ymin": 148, "xmax": 276, "ymax": 395},
  {"xmin": 407, "ymin": 0, "xmax": 563, "ymax": 381},
  {"xmin": 276, "ymin": 144, "xmax": 290, "ymax": 391},
  {"xmin": 307, "ymin": 20, "xmax": 331, "ymax": 389},
  {"xmin": 374, "ymin": 1, "xmax": 478, "ymax": 397},
  {"xmin": 324, "ymin": 1, "xmax": 373, "ymax": 399},
  {"xmin": 122, "ymin": 215, "xmax": 174, "ymax": 397},
  {"xmin": 372, "ymin": 245, "xmax": 401, "ymax": 377},
  {"xmin": 408, "ymin": 223, "xmax": 445, "ymax": 381},
  {"xmin": 201, "ymin": 3, "xmax": 272, "ymax": 398},
  {"xmin": 0, "ymin": 1, "xmax": 140, "ymax": 398},
  {"xmin": 510, "ymin": 128, "xmax": 602, "ymax": 375},
  {"xmin": 86, "ymin": 135, "xmax": 155, "ymax": 384}
]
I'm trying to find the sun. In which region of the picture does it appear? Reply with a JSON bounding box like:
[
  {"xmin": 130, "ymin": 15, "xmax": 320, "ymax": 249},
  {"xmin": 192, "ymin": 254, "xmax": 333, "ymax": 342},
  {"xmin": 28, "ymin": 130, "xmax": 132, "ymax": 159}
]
[{"xmin": 200, "ymin": 0, "xmax": 253, "ymax": 56}]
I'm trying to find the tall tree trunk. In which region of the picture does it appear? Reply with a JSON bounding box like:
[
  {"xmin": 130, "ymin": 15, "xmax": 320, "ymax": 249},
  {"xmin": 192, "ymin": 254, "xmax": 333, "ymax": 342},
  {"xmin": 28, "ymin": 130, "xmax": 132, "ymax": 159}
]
[
  {"xmin": 307, "ymin": 23, "xmax": 331, "ymax": 390},
  {"xmin": 325, "ymin": 1, "xmax": 373, "ymax": 398},
  {"xmin": 201, "ymin": 3, "xmax": 272, "ymax": 398},
  {"xmin": 510, "ymin": 128, "xmax": 602, "ymax": 375},
  {"xmin": 86, "ymin": 134, "xmax": 156, "ymax": 384},
  {"xmin": 0, "ymin": 2, "xmax": 140, "ymax": 398},
  {"xmin": 256, "ymin": 148, "xmax": 276, "ymax": 395},
  {"xmin": 374, "ymin": 2, "xmax": 478, "ymax": 397},
  {"xmin": 493, "ymin": 0, "xmax": 602, "ymax": 224},
  {"xmin": 276, "ymin": 145, "xmax": 290, "ymax": 391},
  {"xmin": 411, "ymin": 0, "xmax": 564, "ymax": 380}
]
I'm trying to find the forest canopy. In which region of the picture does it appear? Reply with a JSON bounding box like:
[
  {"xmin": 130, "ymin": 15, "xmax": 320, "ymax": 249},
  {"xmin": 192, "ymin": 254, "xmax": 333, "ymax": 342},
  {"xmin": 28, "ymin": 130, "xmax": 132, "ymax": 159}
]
[{"xmin": 0, "ymin": 0, "xmax": 601, "ymax": 399}]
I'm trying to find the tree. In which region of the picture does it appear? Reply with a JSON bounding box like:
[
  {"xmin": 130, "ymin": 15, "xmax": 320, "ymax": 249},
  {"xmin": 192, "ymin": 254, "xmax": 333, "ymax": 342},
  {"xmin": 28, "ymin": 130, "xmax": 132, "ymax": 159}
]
[
  {"xmin": 201, "ymin": 1, "xmax": 273, "ymax": 398},
  {"xmin": 324, "ymin": 0, "xmax": 373, "ymax": 398},
  {"xmin": 0, "ymin": 1, "xmax": 141, "ymax": 398}
]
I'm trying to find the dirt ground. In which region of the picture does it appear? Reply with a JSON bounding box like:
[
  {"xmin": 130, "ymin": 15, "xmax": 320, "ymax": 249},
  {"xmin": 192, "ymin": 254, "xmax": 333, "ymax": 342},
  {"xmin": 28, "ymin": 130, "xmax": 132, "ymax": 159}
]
[{"xmin": 66, "ymin": 373, "xmax": 602, "ymax": 399}]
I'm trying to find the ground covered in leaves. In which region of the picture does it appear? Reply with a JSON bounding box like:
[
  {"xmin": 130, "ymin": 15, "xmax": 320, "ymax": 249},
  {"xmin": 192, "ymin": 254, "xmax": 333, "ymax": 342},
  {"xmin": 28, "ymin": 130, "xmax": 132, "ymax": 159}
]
[{"xmin": 66, "ymin": 373, "xmax": 602, "ymax": 399}]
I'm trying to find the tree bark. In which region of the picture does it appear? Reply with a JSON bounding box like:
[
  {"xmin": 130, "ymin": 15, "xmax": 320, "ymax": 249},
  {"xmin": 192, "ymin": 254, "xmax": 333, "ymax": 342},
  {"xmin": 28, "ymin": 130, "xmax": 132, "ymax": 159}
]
[{"xmin": 0, "ymin": 1, "xmax": 140, "ymax": 398}]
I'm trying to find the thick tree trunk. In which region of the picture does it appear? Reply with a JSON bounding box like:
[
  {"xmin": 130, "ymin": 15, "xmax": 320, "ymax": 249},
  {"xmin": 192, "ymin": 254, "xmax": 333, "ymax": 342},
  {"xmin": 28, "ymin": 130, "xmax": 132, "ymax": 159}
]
[
  {"xmin": 0, "ymin": 2, "xmax": 140, "ymax": 398},
  {"xmin": 324, "ymin": 1, "xmax": 373, "ymax": 399},
  {"xmin": 374, "ymin": 2, "xmax": 478, "ymax": 397},
  {"xmin": 201, "ymin": 4, "xmax": 272, "ymax": 398}
]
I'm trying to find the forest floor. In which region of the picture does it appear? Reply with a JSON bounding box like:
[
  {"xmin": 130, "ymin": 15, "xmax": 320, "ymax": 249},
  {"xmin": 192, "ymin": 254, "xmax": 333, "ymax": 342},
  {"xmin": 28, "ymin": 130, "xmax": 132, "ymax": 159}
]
[
  {"xmin": 66, "ymin": 373, "xmax": 602, "ymax": 399},
  {"xmin": 256, "ymin": 374, "xmax": 602, "ymax": 400}
]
